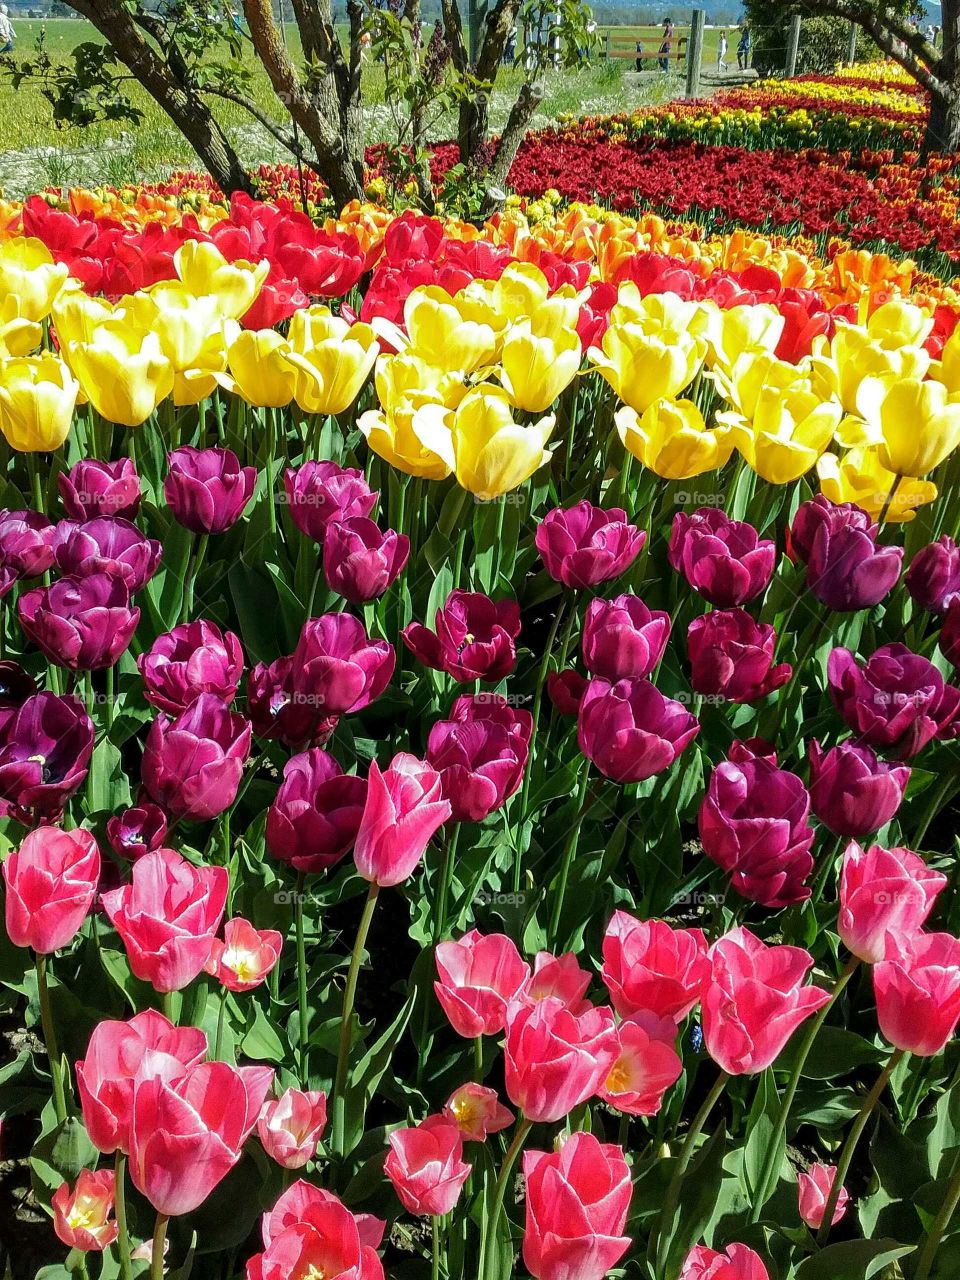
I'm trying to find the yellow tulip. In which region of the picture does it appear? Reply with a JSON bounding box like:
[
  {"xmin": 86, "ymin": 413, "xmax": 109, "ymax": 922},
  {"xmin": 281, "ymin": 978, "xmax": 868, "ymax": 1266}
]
[
  {"xmin": 815, "ymin": 324, "xmax": 930, "ymax": 417},
  {"xmin": 590, "ymin": 323, "xmax": 705, "ymax": 415},
  {"xmin": 0, "ymin": 353, "xmax": 79, "ymax": 452},
  {"xmin": 358, "ymin": 399, "xmax": 454, "ymax": 480},
  {"xmin": 64, "ymin": 325, "xmax": 175, "ymax": 427},
  {"xmin": 221, "ymin": 326, "xmax": 296, "ymax": 408},
  {"xmin": 132, "ymin": 284, "xmax": 225, "ymax": 371},
  {"xmin": 703, "ymin": 302, "xmax": 785, "ymax": 373},
  {"xmin": 862, "ymin": 298, "xmax": 934, "ymax": 349},
  {"xmin": 715, "ymin": 350, "xmax": 806, "ymax": 418},
  {"xmin": 727, "ymin": 382, "xmax": 841, "ymax": 483},
  {"xmin": 405, "ymin": 286, "xmax": 498, "ymax": 373},
  {"xmin": 855, "ymin": 375, "xmax": 960, "ymax": 477},
  {"xmin": 615, "ymin": 398, "xmax": 734, "ymax": 479},
  {"xmin": 288, "ymin": 304, "xmax": 350, "ymax": 353},
  {"xmin": 499, "ymin": 323, "xmax": 581, "ymax": 413},
  {"xmin": 817, "ymin": 446, "xmax": 937, "ymax": 523},
  {"xmin": 0, "ymin": 237, "xmax": 69, "ymax": 322},
  {"xmin": 284, "ymin": 321, "xmax": 379, "ymax": 416},
  {"xmin": 608, "ymin": 285, "xmax": 709, "ymax": 342},
  {"xmin": 374, "ymin": 352, "xmax": 468, "ymax": 413},
  {"xmin": 450, "ymin": 385, "xmax": 554, "ymax": 499},
  {"xmin": 0, "ymin": 295, "xmax": 41, "ymax": 359},
  {"xmin": 174, "ymin": 240, "xmax": 269, "ymax": 321},
  {"xmin": 51, "ymin": 289, "xmax": 121, "ymax": 349}
]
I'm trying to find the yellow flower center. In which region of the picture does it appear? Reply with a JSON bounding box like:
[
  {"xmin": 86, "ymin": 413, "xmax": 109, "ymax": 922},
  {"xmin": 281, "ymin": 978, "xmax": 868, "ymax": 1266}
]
[{"xmin": 605, "ymin": 1057, "xmax": 631, "ymax": 1094}]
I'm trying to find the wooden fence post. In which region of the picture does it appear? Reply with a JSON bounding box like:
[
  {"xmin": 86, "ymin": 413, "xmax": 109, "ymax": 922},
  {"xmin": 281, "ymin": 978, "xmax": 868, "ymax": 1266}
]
[
  {"xmin": 685, "ymin": 8, "xmax": 704, "ymax": 99},
  {"xmin": 846, "ymin": 18, "xmax": 858, "ymax": 65},
  {"xmin": 785, "ymin": 12, "xmax": 801, "ymax": 77}
]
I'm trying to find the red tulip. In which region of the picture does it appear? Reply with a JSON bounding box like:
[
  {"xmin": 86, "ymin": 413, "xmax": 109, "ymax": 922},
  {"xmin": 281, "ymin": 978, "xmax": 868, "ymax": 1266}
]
[
  {"xmin": 601, "ymin": 911, "xmax": 709, "ymax": 1022},
  {"xmin": 442, "ymin": 1083, "xmax": 514, "ymax": 1142},
  {"xmin": 257, "ymin": 1087, "xmax": 328, "ymax": 1169},
  {"xmin": 248, "ymin": 1182, "xmax": 385, "ymax": 1280},
  {"xmin": 798, "ymin": 1163, "xmax": 849, "ymax": 1229},
  {"xmin": 873, "ymin": 931, "xmax": 960, "ymax": 1056},
  {"xmin": 434, "ymin": 930, "xmax": 530, "ymax": 1037},
  {"xmin": 353, "ymin": 753, "xmax": 451, "ymax": 887},
  {"xmin": 206, "ymin": 917, "xmax": 282, "ymax": 992},
  {"xmin": 839, "ymin": 841, "xmax": 946, "ymax": 963},
  {"xmin": 52, "ymin": 1169, "xmax": 118, "ymax": 1252},
  {"xmin": 384, "ymin": 1115, "xmax": 471, "ymax": 1216},
  {"xmin": 597, "ymin": 1010, "xmax": 683, "ymax": 1115},
  {"xmin": 504, "ymin": 996, "xmax": 618, "ymax": 1122},
  {"xmin": 265, "ymin": 747, "xmax": 367, "ymax": 874},
  {"xmin": 403, "ymin": 590, "xmax": 520, "ymax": 683},
  {"xmin": 3, "ymin": 826, "xmax": 100, "ymax": 953}
]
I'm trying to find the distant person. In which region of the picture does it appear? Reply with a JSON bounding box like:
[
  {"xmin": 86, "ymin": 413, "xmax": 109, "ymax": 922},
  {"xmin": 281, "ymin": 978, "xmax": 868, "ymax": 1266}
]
[
  {"xmin": 657, "ymin": 16, "xmax": 674, "ymax": 72},
  {"xmin": 0, "ymin": 5, "xmax": 15, "ymax": 54},
  {"xmin": 717, "ymin": 29, "xmax": 728, "ymax": 74},
  {"xmin": 231, "ymin": 8, "xmax": 243, "ymax": 32},
  {"xmin": 503, "ymin": 23, "xmax": 517, "ymax": 63},
  {"xmin": 737, "ymin": 23, "xmax": 751, "ymax": 69}
]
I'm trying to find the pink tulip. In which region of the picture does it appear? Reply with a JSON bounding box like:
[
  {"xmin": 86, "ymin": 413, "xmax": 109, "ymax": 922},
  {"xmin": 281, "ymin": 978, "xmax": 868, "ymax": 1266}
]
[
  {"xmin": 597, "ymin": 1011, "xmax": 683, "ymax": 1115},
  {"xmin": 130, "ymin": 1060, "xmax": 273, "ymax": 1216},
  {"xmin": 434, "ymin": 930, "xmax": 531, "ymax": 1037},
  {"xmin": 259, "ymin": 1179, "xmax": 385, "ymax": 1253},
  {"xmin": 523, "ymin": 1131, "xmax": 632, "ymax": 1280},
  {"xmin": 520, "ymin": 951, "xmax": 592, "ymax": 1011},
  {"xmin": 102, "ymin": 848, "xmax": 227, "ymax": 993},
  {"xmin": 3, "ymin": 826, "xmax": 100, "ymax": 953},
  {"xmin": 251, "ymin": 1181, "xmax": 385, "ymax": 1280},
  {"xmin": 798, "ymin": 1162, "xmax": 849, "ymax": 1229},
  {"xmin": 601, "ymin": 911, "xmax": 710, "ymax": 1022},
  {"xmin": 257, "ymin": 1087, "xmax": 328, "ymax": 1169},
  {"xmin": 680, "ymin": 1243, "xmax": 770, "ymax": 1280},
  {"xmin": 52, "ymin": 1169, "xmax": 118, "ymax": 1252},
  {"xmin": 874, "ymin": 931, "xmax": 960, "ymax": 1056},
  {"xmin": 206, "ymin": 917, "xmax": 282, "ymax": 992},
  {"xmin": 353, "ymin": 753, "xmax": 451, "ymax": 887},
  {"xmin": 384, "ymin": 1114, "xmax": 471, "ymax": 1216},
  {"xmin": 504, "ymin": 996, "xmax": 618, "ymax": 1122},
  {"xmin": 839, "ymin": 842, "xmax": 947, "ymax": 963},
  {"xmin": 702, "ymin": 927, "xmax": 831, "ymax": 1074},
  {"xmin": 442, "ymin": 1083, "xmax": 514, "ymax": 1142}
]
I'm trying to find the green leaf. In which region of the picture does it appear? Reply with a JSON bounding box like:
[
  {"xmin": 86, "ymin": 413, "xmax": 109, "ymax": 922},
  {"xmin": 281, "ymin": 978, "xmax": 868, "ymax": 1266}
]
[
  {"xmin": 341, "ymin": 990, "xmax": 415, "ymax": 1157},
  {"xmin": 742, "ymin": 1068, "xmax": 783, "ymax": 1202},
  {"xmin": 30, "ymin": 1116, "xmax": 99, "ymax": 1201},
  {"xmin": 241, "ymin": 1003, "xmax": 286, "ymax": 1063},
  {"xmin": 795, "ymin": 1239, "xmax": 914, "ymax": 1280}
]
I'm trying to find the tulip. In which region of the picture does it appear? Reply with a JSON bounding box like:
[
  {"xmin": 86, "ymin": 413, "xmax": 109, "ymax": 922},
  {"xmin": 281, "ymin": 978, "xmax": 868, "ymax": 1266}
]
[
  {"xmin": 257, "ymin": 1088, "xmax": 327, "ymax": 1169},
  {"xmin": 59, "ymin": 458, "xmax": 141, "ymax": 522},
  {"xmin": 499, "ymin": 322, "xmax": 581, "ymax": 413},
  {"xmin": 292, "ymin": 614, "xmax": 395, "ymax": 715},
  {"xmin": 0, "ymin": 237, "xmax": 69, "ymax": 321},
  {"xmin": 590, "ymin": 310, "xmax": 705, "ymax": 414},
  {"xmin": 536, "ymin": 501, "xmax": 645, "ymax": 589},
  {"xmin": 581, "ymin": 594, "xmax": 670, "ymax": 681},
  {"xmin": 504, "ymin": 996, "xmax": 618, "ymax": 1122},
  {"xmin": 129, "ymin": 284, "xmax": 225, "ymax": 407},
  {"xmin": 839, "ymin": 841, "xmax": 947, "ymax": 963},
  {"xmin": 450, "ymin": 385, "xmax": 554, "ymax": 500},
  {"xmin": 3, "ymin": 826, "xmax": 100, "ymax": 953},
  {"xmin": 138, "ymin": 621, "xmax": 245, "ymax": 714},
  {"xmin": 817, "ymin": 446, "xmax": 937, "ymax": 525},
  {"xmin": 447, "ymin": 690, "xmax": 534, "ymax": 745},
  {"xmin": 443, "ymin": 1083, "xmax": 514, "ymax": 1142},
  {"xmin": 52, "ymin": 1169, "xmax": 118, "ymax": 1252},
  {"xmin": 522, "ymin": 1131, "xmax": 632, "ymax": 1280},
  {"xmin": 358, "ymin": 397, "xmax": 456, "ymax": 481},
  {"xmin": 384, "ymin": 1114, "xmax": 471, "ymax": 1216},
  {"xmin": 0, "ymin": 692, "xmax": 93, "ymax": 821},
  {"xmin": 615, "ymin": 398, "xmax": 735, "ymax": 480},
  {"xmin": 247, "ymin": 654, "xmax": 338, "ymax": 749},
  {"xmin": 0, "ymin": 353, "xmax": 79, "ymax": 452},
  {"xmin": 53, "ymin": 518, "xmax": 162, "ymax": 593},
  {"xmin": 248, "ymin": 1183, "xmax": 385, "ymax": 1280},
  {"xmin": 827, "ymin": 643, "xmax": 960, "ymax": 758},
  {"xmin": 102, "ymin": 848, "xmax": 228, "ymax": 992},
  {"xmin": 873, "ymin": 931, "xmax": 960, "ymax": 1056},
  {"xmin": 859, "ymin": 375, "xmax": 960, "ymax": 477},
  {"xmin": 669, "ymin": 507, "xmax": 776, "ymax": 606},
  {"xmin": 0, "ymin": 509, "xmax": 55, "ymax": 581},
  {"xmin": 141, "ymin": 693, "xmax": 251, "ymax": 821},
  {"xmin": 403, "ymin": 590, "xmax": 520, "ymax": 683},
  {"xmin": 207, "ymin": 917, "xmax": 282, "ymax": 992},
  {"xmin": 520, "ymin": 951, "xmax": 592, "ymax": 1011},
  {"xmin": 943, "ymin": 599, "xmax": 960, "ymax": 669},
  {"xmin": 76, "ymin": 1010, "xmax": 207, "ymax": 1154},
  {"xmin": 285, "ymin": 314, "xmax": 379, "ymax": 416},
  {"xmin": 265, "ymin": 747, "xmax": 366, "ymax": 874},
  {"xmin": 324, "ymin": 517, "xmax": 409, "ymax": 604},
  {"xmin": 130, "ymin": 1059, "xmax": 273, "ymax": 1216},
  {"xmin": 405, "ymin": 285, "xmax": 497, "ymax": 372},
  {"xmin": 790, "ymin": 494, "xmax": 874, "ymax": 564},
  {"xmin": 805, "ymin": 512, "xmax": 902, "ymax": 613},
  {"xmin": 164, "ymin": 446, "xmax": 257, "ymax": 536},
  {"xmin": 680, "ymin": 1243, "xmax": 770, "ymax": 1280},
  {"xmin": 425, "ymin": 714, "xmax": 529, "ymax": 822},
  {"xmin": 907, "ymin": 536, "xmax": 960, "ymax": 614},
  {"xmin": 284, "ymin": 462, "xmax": 378, "ymax": 543},
  {"xmin": 701, "ymin": 927, "xmax": 831, "ymax": 1074},
  {"xmin": 578, "ymin": 677, "xmax": 700, "ymax": 783},
  {"xmin": 699, "ymin": 742, "xmax": 815, "ymax": 908},
  {"xmin": 548, "ymin": 669, "xmax": 588, "ymax": 715},
  {"xmin": 808, "ymin": 740, "xmax": 909, "ymax": 837},
  {"xmin": 353, "ymin": 753, "xmax": 451, "ymax": 887},
  {"xmin": 0, "ymin": 660, "xmax": 35, "ymax": 741},
  {"xmin": 798, "ymin": 1163, "xmax": 849, "ymax": 1230},
  {"xmin": 601, "ymin": 912, "xmax": 709, "ymax": 1022},
  {"xmin": 106, "ymin": 803, "xmax": 169, "ymax": 861},
  {"xmin": 434, "ymin": 930, "xmax": 531, "ymax": 1037},
  {"xmin": 18, "ymin": 573, "xmax": 140, "ymax": 671},
  {"xmin": 597, "ymin": 1011, "xmax": 683, "ymax": 1115},
  {"xmin": 175, "ymin": 239, "xmax": 269, "ymax": 319},
  {"xmin": 65, "ymin": 326, "xmax": 174, "ymax": 427},
  {"xmin": 687, "ymin": 610, "xmax": 792, "ymax": 703},
  {"xmin": 222, "ymin": 326, "xmax": 297, "ymax": 407}
]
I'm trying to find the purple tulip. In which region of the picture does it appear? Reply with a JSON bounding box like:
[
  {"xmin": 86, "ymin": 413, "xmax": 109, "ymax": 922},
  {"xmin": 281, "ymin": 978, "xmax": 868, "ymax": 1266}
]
[
  {"xmin": 790, "ymin": 495, "xmax": 874, "ymax": 564},
  {"xmin": 265, "ymin": 748, "xmax": 367, "ymax": 874},
  {"xmin": 59, "ymin": 458, "xmax": 141, "ymax": 521},
  {"xmin": 447, "ymin": 692, "xmax": 534, "ymax": 747},
  {"xmin": 284, "ymin": 461, "xmax": 378, "ymax": 542},
  {"xmin": 0, "ymin": 661, "xmax": 36, "ymax": 740},
  {"xmin": 292, "ymin": 614, "xmax": 395, "ymax": 715},
  {"xmin": 426, "ymin": 716, "xmax": 529, "ymax": 823},
  {"xmin": 906, "ymin": 537, "xmax": 960, "ymax": 614},
  {"xmin": 0, "ymin": 509, "xmax": 55, "ymax": 589},
  {"xmin": 0, "ymin": 692, "xmax": 94, "ymax": 822},
  {"xmin": 247, "ymin": 655, "xmax": 338, "ymax": 749},
  {"xmin": 808, "ymin": 739, "xmax": 910, "ymax": 837},
  {"xmin": 581, "ymin": 594, "xmax": 670, "ymax": 681},
  {"xmin": 163, "ymin": 447, "xmax": 257, "ymax": 535},
  {"xmin": 535, "ymin": 500, "xmax": 646, "ymax": 589},
  {"xmin": 805, "ymin": 513, "xmax": 902, "ymax": 612},
  {"xmin": 828, "ymin": 643, "xmax": 960, "ymax": 758},
  {"xmin": 106, "ymin": 802, "xmax": 169, "ymax": 861},
  {"xmin": 138, "ymin": 620, "xmax": 245, "ymax": 715},
  {"xmin": 577, "ymin": 677, "xmax": 699, "ymax": 783},
  {"xmin": 18, "ymin": 574, "xmax": 140, "ymax": 671},
  {"xmin": 403, "ymin": 590, "xmax": 520, "ymax": 683},
  {"xmin": 52, "ymin": 518, "xmax": 162, "ymax": 593},
  {"xmin": 698, "ymin": 740, "xmax": 814, "ymax": 908},
  {"xmin": 942, "ymin": 600, "xmax": 960, "ymax": 670},
  {"xmin": 669, "ymin": 508, "xmax": 776, "ymax": 606},
  {"xmin": 323, "ymin": 517, "xmax": 409, "ymax": 604},
  {"xmin": 687, "ymin": 610, "xmax": 792, "ymax": 703},
  {"xmin": 141, "ymin": 692, "xmax": 252, "ymax": 821},
  {"xmin": 548, "ymin": 669, "xmax": 588, "ymax": 716}
]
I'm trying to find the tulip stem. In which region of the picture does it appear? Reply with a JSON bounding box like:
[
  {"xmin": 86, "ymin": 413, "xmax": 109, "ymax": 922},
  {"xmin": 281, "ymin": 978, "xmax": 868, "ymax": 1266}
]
[
  {"xmin": 434, "ymin": 823, "xmax": 462, "ymax": 942},
  {"xmin": 162, "ymin": 990, "xmax": 177, "ymax": 1025},
  {"xmin": 480, "ymin": 1117, "xmax": 533, "ymax": 1280},
  {"xmin": 914, "ymin": 770, "xmax": 959, "ymax": 848},
  {"xmin": 113, "ymin": 1152, "xmax": 133, "ymax": 1280},
  {"xmin": 332, "ymin": 881, "xmax": 381, "ymax": 1155},
  {"xmin": 295, "ymin": 872, "xmax": 310, "ymax": 1084},
  {"xmin": 35, "ymin": 953, "xmax": 67, "ymax": 1123},
  {"xmin": 183, "ymin": 534, "xmax": 209, "ymax": 622},
  {"xmin": 876, "ymin": 474, "xmax": 902, "ymax": 527},
  {"xmin": 431, "ymin": 1214, "xmax": 441, "ymax": 1280},
  {"xmin": 214, "ymin": 987, "xmax": 228, "ymax": 1061},
  {"xmin": 653, "ymin": 1071, "xmax": 730, "ymax": 1280},
  {"xmin": 810, "ymin": 832, "xmax": 846, "ymax": 906},
  {"xmin": 474, "ymin": 1036, "xmax": 484, "ymax": 1081},
  {"xmin": 547, "ymin": 764, "xmax": 598, "ymax": 946},
  {"xmin": 748, "ymin": 954, "xmax": 861, "ymax": 1222},
  {"xmin": 816, "ymin": 1046, "xmax": 906, "ymax": 1245},
  {"xmin": 150, "ymin": 1214, "xmax": 168, "ymax": 1280},
  {"xmin": 915, "ymin": 1147, "xmax": 960, "ymax": 1280}
]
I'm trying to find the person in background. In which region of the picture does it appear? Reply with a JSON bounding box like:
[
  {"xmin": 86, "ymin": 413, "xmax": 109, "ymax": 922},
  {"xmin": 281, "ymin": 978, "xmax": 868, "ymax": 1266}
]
[
  {"xmin": 737, "ymin": 22, "xmax": 751, "ymax": 70},
  {"xmin": 0, "ymin": 5, "xmax": 15, "ymax": 54},
  {"xmin": 717, "ymin": 28, "xmax": 728, "ymax": 74},
  {"xmin": 504, "ymin": 23, "xmax": 517, "ymax": 63},
  {"xmin": 657, "ymin": 16, "xmax": 674, "ymax": 72}
]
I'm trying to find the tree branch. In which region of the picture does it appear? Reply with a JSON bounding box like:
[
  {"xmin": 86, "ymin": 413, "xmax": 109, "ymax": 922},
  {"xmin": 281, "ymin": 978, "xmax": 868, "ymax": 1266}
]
[{"xmin": 792, "ymin": 0, "xmax": 945, "ymax": 92}]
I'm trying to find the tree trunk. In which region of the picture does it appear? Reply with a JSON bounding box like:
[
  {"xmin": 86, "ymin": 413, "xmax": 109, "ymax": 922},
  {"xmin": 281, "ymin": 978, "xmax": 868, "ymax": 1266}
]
[
  {"xmin": 480, "ymin": 77, "xmax": 542, "ymax": 213},
  {"xmin": 924, "ymin": 89, "xmax": 960, "ymax": 153}
]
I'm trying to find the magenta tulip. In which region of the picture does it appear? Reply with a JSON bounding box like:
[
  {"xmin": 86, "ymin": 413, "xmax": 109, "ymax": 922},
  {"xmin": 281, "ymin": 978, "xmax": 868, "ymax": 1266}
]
[
  {"xmin": 292, "ymin": 614, "xmax": 395, "ymax": 715},
  {"xmin": 59, "ymin": 458, "xmax": 141, "ymax": 522},
  {"xmin": 138, "ymin": 620, "xmax": 245, "ymax": 714},
  {"xmin": 323, "ymin": 517, "xmax": 409, "ymax": 604},
  {"xmin": 265, "ymin": 747, "xmax": 366, "ymax": 873},
  {"xmin": 18, "ymin": 574, "xmax": 140, "ymax": 671},
  {"xmin": 578, "ymin": 677, "xmax": 699, "ymax": 783},
  {"xmin": 808, "ymin": 739, "xmax": 909, "ymax": 837},
  {"xmin": 353, "ymin": 753, "xmax": 451, "ymax": 887},
  {"xmin": 283, "ymin": 461, "xmax": 377, "ymax": 542},
  {"xmin": 52, "ymin": 518, "xmax": 161, "ymax": 592},
  {"xmin": 141, "ymin": 693, "xmax": 251, "ymax": 821},
  {"xmin": 536, "ymin": 500, "xmax": 645, "ymax": 589},
  {"xmin": 164, "ymin": 446, "xmax": 256, "ymax": 535},
  {"xmin": 581, "ymin": 594, "xmax": 670, "ymax": 681},
  {"xmin": 403, "ymin": 590, "xmax": 520, "ymax": 683},
  {"xmin": 687, "ymin": 609, "xmax": 791, "ymax": 703},
  {"xmin": 669, "ymin": 507, "xmax": 775, "ymax": 606}
]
